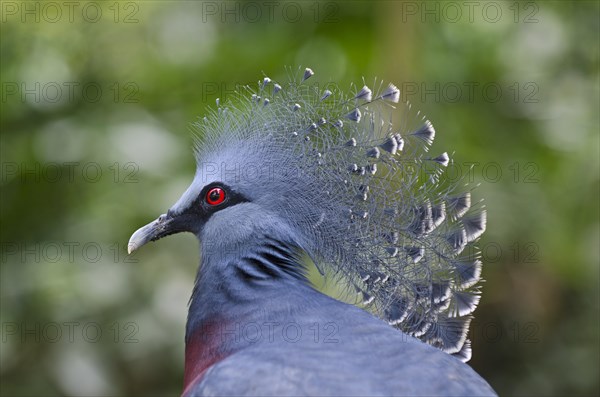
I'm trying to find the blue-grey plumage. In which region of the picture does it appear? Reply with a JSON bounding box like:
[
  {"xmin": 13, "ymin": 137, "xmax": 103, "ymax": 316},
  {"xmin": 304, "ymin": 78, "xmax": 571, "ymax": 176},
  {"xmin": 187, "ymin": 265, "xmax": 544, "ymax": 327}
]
[{"xmin": 128, "ymin": 67, "xmax": 494, "ymax": 396}]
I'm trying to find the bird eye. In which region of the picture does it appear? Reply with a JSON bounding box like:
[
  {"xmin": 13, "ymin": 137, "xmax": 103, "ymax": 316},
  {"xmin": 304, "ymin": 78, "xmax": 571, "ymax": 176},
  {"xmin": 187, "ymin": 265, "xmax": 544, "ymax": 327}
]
[{"xmin": 206, "ymin": 187, "xmax": 226, "ymax": 206}]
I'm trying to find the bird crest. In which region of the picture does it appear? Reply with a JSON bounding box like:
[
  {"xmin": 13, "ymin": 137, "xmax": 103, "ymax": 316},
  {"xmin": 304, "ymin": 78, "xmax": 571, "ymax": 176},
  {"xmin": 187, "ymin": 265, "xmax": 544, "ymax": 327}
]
[{"xmin": 192, "ymin": 67, "xmax": 487, "ymax": 362}]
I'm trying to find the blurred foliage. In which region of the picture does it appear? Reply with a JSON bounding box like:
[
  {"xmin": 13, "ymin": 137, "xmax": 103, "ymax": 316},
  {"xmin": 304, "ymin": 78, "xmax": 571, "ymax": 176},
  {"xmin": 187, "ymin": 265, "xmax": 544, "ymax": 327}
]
[{"xmin": 1, "ymin": 1, "xmax": 598, "ymax": 396}]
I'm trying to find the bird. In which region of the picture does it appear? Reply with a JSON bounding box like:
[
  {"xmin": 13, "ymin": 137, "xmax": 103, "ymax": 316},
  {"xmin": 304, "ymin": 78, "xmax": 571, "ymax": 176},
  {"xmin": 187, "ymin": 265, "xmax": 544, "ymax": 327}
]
[{"xmin": 128, "ymin": 67, "xmax": 496, "ymax": 396}]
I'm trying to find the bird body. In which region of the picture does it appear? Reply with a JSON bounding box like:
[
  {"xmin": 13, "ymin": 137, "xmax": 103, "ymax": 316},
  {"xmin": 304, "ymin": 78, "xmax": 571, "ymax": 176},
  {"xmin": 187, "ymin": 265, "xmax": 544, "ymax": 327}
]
[{"xmin": 129, "ymin": 68, "xmax": 495, "ymax": 396}]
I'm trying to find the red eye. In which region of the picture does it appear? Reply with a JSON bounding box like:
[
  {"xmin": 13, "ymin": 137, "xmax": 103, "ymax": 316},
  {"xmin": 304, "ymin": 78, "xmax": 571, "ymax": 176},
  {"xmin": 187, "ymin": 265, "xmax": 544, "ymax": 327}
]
[{"xmin": 206, "ymin": 187, "xmax": 226, "ymax": 206}]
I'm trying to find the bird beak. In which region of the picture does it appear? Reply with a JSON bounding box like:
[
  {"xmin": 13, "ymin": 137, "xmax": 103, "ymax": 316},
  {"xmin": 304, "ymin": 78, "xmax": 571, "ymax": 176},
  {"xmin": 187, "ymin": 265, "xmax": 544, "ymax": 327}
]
[{"xmin": 128, "ymin": 213, "xmax": 188, "ymax": 254}]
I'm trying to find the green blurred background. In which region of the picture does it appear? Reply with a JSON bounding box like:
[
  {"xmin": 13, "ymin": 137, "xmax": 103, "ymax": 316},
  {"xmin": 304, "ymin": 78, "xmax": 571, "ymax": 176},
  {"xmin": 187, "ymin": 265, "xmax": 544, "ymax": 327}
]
[{"xmin": 1, "ymin": 0, "xmax": 598, "ymax": 395}]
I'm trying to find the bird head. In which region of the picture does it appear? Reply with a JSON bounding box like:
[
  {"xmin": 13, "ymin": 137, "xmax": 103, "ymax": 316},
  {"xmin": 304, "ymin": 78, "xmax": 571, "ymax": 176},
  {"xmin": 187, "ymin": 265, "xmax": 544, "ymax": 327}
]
[{"xmin": 127, "ymin": 124, "xmax": 346, "ymax": 261}]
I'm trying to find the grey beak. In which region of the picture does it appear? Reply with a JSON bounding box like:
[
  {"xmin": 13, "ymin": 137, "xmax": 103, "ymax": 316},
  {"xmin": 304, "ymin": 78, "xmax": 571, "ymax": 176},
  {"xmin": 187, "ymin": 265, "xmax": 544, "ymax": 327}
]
[{"xmin": 128, "ymin": 213, "xmax": 180, "ymax": 254}]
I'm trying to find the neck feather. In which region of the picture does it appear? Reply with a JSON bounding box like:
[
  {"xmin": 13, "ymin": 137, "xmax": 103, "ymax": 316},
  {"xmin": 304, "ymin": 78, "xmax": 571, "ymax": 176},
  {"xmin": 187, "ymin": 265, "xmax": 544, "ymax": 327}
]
[{"xmin": 182, "ymin": 236, "xmax": 309, "ymax": 392}]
